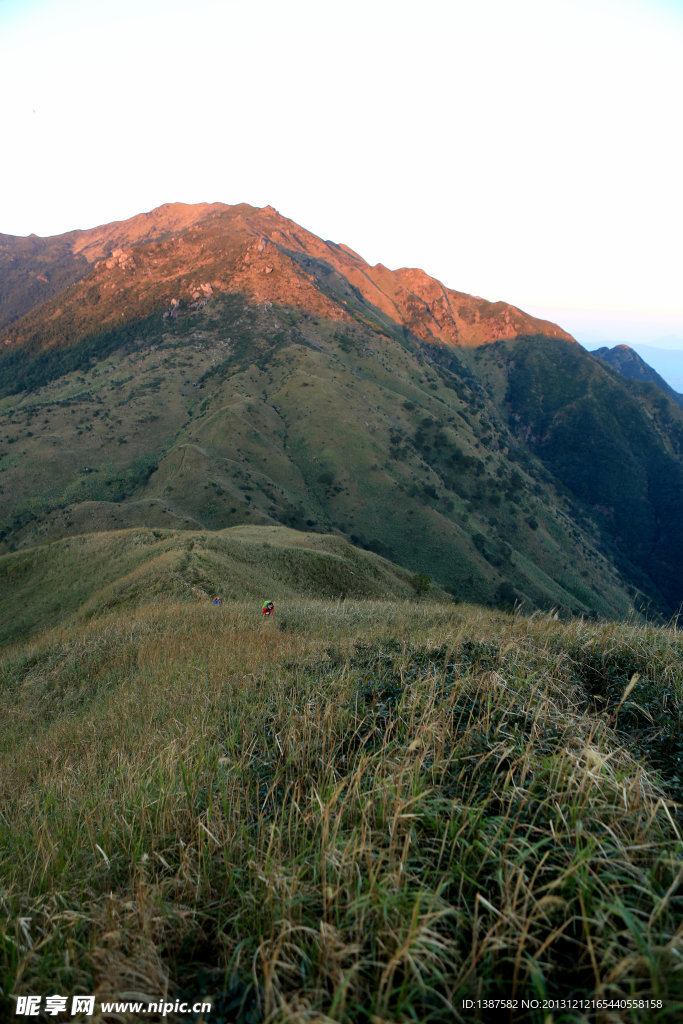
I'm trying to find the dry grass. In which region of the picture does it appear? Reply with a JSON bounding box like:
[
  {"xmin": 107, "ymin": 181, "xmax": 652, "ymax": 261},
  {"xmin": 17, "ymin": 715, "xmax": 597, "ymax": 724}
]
[{"xmin": 0, "ymin": 600, "xmax": 681, "ymax": 1022}]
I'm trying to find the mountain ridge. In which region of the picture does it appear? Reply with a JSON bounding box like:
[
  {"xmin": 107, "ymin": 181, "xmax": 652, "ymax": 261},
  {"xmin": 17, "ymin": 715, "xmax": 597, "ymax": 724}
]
[
  {"xmin": 591, "ymin": 343, "xmax": 683, "ymax": 408},
  {"xmin": 0, "ymin": 201, "xmax": 574, "ymax": 357}
]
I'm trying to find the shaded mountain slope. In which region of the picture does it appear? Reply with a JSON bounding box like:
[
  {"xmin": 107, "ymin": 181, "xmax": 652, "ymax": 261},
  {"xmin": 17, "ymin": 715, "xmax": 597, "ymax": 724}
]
[
  {"xmin": 0, "ymin": 232, "xmax": 89, "ymax": 333},
  {"xmin": 470, "ymin": 336, "xmax": 683, "ymax": 612},
  {"xmin": 591, "ymin": 343, "xmax": 683, "ymax": 408}
]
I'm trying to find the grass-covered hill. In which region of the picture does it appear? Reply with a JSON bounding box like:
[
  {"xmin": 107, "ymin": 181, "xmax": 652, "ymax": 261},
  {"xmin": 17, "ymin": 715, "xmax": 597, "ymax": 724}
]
[
  {"xmin": 1, "ymin": 589, "xmax": 681, "ymax": 1021},
  {"xmin": 1, "ymin": 203, "xmax": 682, "ymax": 618},
  {"xmin": 0, "ymin": 524, "xmax": 426, "ymax": 648},
  {"xmin": 1, "ymin": 288, "xmax": 680, "ymax": 619}
]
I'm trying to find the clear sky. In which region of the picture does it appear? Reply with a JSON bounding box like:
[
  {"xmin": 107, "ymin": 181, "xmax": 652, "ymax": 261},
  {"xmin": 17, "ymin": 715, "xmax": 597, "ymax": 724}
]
[{"xmin": 1, "ymin": 0, "xmax": 682, "ymax": 351}]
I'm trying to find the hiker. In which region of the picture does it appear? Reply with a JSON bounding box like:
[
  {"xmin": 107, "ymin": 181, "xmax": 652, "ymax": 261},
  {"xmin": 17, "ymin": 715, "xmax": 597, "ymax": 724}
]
[
  {"xmin": 262, "ymin": 600, "xmax": 274, "ymax": 616},
  {"xmin": 213, "ymin": 596, "xmax": 222, "ymax": 606}
]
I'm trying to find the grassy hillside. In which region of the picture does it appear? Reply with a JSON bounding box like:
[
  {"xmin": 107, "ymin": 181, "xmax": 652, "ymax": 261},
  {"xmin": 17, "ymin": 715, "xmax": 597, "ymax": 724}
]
[
  {"xmin": 1, "ymin": 596, "xmax": 681, "ymax": 1021},
  {"xmin": 0, "ymin": 524, "xmax": 421, "ymax": 647},
  {"xmin": 0, "ymin": 294, "xmax": 637, "ymax": 620}
]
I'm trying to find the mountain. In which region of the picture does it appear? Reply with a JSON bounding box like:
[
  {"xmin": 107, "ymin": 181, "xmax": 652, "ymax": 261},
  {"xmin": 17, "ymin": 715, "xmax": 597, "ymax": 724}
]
[
  {"xmin": 0, "ymin": 202, "xmax": 572, "ymax": 385},
  {"xmin": 1, "ymin": 202, "xmax": 682, "ymax": 619},
  {"xmin": 591, "ymin": 343, "xmax": 683, "ymax": 408}
]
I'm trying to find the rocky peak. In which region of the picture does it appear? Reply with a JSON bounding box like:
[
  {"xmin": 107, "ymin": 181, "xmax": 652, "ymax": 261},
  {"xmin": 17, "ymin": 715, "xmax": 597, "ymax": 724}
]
[{"xmin": 0, "ymin": 200, "xmax": 575, "ymax": 354}]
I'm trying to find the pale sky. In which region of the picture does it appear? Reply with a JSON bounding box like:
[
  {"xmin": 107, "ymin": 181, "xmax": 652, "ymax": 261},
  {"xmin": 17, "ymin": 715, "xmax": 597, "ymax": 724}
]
[{"xmin": 1, "ymin": 0, "xmax": 682, "ymax": 351}]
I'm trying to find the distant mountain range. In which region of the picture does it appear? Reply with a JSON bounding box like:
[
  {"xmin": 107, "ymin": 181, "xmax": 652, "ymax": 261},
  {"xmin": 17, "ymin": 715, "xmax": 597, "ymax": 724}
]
[
  {"xmin": 1, "ymin": 202, "xmax": 682, "ymax": 618},
  {"xmin": 591, "ymin": 344, "xmax": 683, "ymax": 408},
  {"xmin": 600, "ymin": 343, "xmax": 683, "ymax": 395}
]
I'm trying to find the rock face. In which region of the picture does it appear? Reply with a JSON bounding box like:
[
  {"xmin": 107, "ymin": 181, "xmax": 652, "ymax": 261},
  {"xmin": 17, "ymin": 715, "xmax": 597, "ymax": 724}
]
[{"xmin": 103, "ymin": 249, "xmax": 136, "ymax": 271}]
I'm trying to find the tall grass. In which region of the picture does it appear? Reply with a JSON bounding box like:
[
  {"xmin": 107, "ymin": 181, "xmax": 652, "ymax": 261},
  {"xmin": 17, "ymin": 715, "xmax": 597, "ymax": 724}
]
[{"xmin": 0, "ymin": 600, "xmax": 681, "ymax": 1021}]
